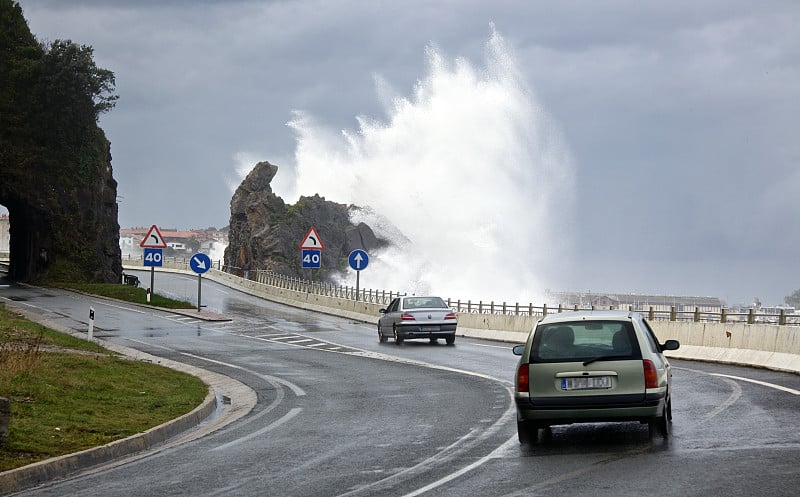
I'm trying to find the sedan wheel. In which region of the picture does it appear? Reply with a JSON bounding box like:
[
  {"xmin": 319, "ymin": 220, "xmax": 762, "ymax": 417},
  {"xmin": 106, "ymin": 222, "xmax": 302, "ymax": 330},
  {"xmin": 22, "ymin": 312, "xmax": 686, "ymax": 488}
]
[
  {"xmin": 378, "ymin": 324, "xmax": 387, "ymax": 343},
  {"xmin": 393, "ymin": 326, "xmax": 404, "ymax": 345}
]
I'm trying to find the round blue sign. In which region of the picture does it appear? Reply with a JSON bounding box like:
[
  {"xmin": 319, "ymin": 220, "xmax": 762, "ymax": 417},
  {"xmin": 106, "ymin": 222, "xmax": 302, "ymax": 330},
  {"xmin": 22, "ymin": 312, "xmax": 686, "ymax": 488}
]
[
  {"xmin": 348, "ymin": 249, "xmax": 369, "ymax": 271},
  {"xmin": 189, "ymin": 253, "xmax": 212, "ymax": 274}
]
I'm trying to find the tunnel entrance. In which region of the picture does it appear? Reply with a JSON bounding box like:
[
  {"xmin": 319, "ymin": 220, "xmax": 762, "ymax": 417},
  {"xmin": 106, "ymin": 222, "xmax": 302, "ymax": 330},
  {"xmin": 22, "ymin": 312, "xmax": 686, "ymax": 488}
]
[{"xmin": 0, "ymin": 198, "xmax": 53, "ymax": 282}]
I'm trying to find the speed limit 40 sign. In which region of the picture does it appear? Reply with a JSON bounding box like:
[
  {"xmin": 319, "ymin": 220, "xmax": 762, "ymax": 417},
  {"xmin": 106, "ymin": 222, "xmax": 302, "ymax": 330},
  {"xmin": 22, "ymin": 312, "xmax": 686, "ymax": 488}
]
[
  {"xmin": 301, "ymin": 249, "xmax": 321, "ymax": 268},
  {"xmin": 143, "ymin": 248, "xmax": 163, "ymax": 267}
]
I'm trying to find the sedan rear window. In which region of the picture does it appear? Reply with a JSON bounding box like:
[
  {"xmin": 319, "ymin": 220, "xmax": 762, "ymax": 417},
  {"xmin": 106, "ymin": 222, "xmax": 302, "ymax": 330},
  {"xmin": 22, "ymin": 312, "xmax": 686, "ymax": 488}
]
[
  {"xmin": 402, "ymin": 297, "xmax": 448, "ymax": 309},
  {"xmin": 530, "ymin": 320, "xmax": 641, "ymax": 363}
]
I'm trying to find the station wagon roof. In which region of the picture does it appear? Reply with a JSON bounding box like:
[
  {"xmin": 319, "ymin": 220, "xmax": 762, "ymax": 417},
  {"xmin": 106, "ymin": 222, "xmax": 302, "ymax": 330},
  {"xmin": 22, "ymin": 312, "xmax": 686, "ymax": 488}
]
[{"xmin": 538, "ymin": 309, "xmax": 639, "ymax": 324}]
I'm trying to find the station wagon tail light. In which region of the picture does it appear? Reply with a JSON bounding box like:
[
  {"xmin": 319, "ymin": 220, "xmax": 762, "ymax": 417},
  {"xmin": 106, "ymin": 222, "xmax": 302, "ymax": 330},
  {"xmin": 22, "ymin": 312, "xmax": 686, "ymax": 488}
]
[
  {"xmin": 400, "ymin": 313, "xmax": 416, "ymax": 321},
  {"xmin": 444, "ymin": 312, "xmax": 457, "ymax": 320},
  {"xmin": 516, "ymin": 364, "xmax": 529, "ymax": 392},
  {"xmin": 643, "ymin": 359, "xmax": 659, "ymax": 388}
]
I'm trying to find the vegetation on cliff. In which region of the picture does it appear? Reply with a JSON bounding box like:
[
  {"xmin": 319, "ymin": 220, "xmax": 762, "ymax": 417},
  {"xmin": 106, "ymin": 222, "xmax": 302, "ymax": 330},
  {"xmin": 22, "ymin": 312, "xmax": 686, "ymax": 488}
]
[{"xmin": 0, "ymin": 0, "xmax": 122, "ymax": 283}]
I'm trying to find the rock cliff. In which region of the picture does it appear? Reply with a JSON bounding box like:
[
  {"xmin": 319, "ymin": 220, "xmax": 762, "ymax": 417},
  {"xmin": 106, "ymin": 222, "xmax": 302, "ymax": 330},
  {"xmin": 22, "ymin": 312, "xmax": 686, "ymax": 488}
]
[{"xmin": 224, "ymin": 161, "xmax": 388, "ymax": 281}]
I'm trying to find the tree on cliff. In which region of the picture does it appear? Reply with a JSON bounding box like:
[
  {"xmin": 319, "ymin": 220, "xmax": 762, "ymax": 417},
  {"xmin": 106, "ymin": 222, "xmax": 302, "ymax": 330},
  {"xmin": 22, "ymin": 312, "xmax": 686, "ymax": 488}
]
[{"xmin": 0, "ymin": 0, "xmax": 122, "ymax": 282}]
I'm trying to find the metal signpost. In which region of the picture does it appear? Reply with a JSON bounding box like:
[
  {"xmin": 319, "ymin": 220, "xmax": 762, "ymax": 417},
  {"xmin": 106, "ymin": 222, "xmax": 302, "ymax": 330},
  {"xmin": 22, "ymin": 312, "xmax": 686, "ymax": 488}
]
[
  {"xmin": 189, "ymin": 253, "xmax": 212, "ymax": 312},
  {"xmin": 348, "ymin": 249, "xmax": 369, "ymax": 301},
  {"xmin": 139, "ymin": 225, "xmax": 166, "ymax": 294}
]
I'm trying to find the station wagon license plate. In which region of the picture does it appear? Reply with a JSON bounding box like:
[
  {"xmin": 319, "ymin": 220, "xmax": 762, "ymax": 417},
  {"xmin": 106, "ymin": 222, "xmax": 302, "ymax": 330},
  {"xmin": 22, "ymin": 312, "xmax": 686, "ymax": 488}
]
[{"xmin": 561, "ymin": 376, "xmax": 612, "ymax": 390}]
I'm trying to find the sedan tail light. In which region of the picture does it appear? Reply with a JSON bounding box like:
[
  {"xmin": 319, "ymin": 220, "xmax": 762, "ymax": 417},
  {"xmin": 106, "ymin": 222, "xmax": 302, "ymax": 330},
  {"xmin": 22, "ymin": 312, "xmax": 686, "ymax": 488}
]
[
  {"xmin": 400, "ymin": 313, "xmax": 416, "ymax": 321},
  {"xmin": 444, "ymin": 312, "xmax": 457, "ymax": 320},
  {"xmin": 516, "ymin": 364, "xmax": 529, "ymax": 392},
  {"xmin": 643, "ymin": 359, "xmax": 659, "ymax": 388}
]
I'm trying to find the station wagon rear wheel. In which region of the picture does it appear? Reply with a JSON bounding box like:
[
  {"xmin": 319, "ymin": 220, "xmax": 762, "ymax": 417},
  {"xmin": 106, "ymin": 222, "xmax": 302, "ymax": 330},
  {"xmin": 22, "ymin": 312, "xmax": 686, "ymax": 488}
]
[
  {"xmin": 649, "ymin": 402, "xmax": 670, "ymax": 439},
  {"xmin": 517, "ymin": 420, "xmax": 538, "ymax": 444}
]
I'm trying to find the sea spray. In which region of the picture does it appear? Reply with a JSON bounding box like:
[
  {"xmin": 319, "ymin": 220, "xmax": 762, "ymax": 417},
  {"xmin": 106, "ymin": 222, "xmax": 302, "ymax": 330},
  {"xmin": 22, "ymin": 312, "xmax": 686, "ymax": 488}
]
[{"xmin": 279, "ymin": 29, "xmax": 574, "ymax": 304}]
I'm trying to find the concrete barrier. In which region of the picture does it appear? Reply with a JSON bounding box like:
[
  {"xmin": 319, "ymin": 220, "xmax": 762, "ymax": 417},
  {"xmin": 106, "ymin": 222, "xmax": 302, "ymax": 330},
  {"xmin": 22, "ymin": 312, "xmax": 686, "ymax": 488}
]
[
  {"xmin": 650, "ymin": 321, "xmax": 800, "ymax": 373},
  {"xmin": 127, "ymin": 263, "xmax": 800, "ymax": 374}
]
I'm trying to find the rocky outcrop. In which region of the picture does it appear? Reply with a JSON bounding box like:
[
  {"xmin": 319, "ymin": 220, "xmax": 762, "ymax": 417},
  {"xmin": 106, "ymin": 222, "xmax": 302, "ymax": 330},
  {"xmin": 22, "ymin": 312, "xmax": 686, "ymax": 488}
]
[{"xmin": 224, "ymin": 161, "xmax": 388, "ymax": 281}]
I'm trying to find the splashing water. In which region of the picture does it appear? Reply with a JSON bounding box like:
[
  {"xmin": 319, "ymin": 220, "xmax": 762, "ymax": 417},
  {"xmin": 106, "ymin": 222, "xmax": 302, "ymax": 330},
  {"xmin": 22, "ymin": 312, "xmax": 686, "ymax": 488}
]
[{"xmin": 278, "ymin": 30, "xmax": 574, "ymax": 304}]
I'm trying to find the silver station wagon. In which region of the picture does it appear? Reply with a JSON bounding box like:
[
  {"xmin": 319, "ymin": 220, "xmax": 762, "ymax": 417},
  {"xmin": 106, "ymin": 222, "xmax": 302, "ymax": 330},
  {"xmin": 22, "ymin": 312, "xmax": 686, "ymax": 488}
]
[{"xmin": 512, "ymin": 310, "xmax": 680, "ymax": 443}]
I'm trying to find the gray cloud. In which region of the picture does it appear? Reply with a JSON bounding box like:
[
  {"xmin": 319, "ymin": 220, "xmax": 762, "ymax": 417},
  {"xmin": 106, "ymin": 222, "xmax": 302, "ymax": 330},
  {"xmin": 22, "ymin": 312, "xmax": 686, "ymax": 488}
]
[{"xmin": 12, "ymin": 0, "xmax": 800, "ymax": 305}]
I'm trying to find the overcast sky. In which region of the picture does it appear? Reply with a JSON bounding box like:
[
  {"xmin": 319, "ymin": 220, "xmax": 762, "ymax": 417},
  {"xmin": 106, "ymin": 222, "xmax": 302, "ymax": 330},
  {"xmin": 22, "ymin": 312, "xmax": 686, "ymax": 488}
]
[{"xmin": 12, "ymin": 0, "xmax": 800, "ymax": 305}]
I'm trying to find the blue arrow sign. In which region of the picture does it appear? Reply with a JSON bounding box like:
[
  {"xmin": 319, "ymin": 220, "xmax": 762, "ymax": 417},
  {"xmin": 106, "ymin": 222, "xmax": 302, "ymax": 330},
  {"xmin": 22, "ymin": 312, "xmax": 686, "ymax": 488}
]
[
  {"xmin": 348, "ymin": 249, "xmax": 369, "ymax": 271},
  {"xmin": 189, "ymin": 253, "xmax": 212, "ymax": 274}
]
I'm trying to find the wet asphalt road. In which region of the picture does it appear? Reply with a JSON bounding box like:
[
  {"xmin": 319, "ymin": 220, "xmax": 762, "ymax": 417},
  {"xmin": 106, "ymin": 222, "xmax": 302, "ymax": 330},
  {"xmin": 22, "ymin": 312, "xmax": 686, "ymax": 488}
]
[{"xmin": 2, "ymin": 270, "xmax": 799, "ymax": 497}]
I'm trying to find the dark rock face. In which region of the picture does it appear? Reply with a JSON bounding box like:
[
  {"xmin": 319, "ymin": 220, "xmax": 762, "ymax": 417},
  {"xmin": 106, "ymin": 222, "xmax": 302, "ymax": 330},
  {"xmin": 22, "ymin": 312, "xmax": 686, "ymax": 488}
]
[
  {"xmin": 224, "ymin": 161, "xmax": 388, "ymax": 281},
  {"xmin": 1, "ymin": 134, "xmax": 122, "ymax": 283}
]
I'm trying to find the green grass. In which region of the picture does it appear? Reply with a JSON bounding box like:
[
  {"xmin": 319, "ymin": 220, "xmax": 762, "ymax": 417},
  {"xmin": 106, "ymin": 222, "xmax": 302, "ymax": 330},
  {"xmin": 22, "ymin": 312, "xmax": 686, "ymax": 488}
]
[
  {"xmin": 0, "ymin": 304, "xmax": 208, "ymax": 472},
  {"xmin": 54, "ymin": 282, "xmax": 195, "ymax": 309}
]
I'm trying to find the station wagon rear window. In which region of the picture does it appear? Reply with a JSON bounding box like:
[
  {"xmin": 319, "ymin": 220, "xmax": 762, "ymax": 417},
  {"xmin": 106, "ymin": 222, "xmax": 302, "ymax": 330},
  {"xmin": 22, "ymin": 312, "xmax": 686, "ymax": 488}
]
[{"xmin": 530, "ymin": 320, "xmax": 642, "ymax": 363}]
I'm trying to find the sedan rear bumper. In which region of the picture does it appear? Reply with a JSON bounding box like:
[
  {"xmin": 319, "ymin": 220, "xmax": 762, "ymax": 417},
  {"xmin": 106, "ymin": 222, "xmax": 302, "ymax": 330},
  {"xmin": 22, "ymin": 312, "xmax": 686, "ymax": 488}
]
[{"xmin": 396, "ymin": 323, "xmax": 457, "ymax": 339}]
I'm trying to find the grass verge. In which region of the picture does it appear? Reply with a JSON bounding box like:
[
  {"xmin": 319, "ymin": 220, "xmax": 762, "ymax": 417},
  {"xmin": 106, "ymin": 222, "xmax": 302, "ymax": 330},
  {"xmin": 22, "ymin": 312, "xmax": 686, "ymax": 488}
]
[
  {"xmin": 0, "ymin": 304, "xmax": 208, "ymax": 472},
  {"xmin": 53, "ymin": 282, "xmax": 195, "ymax": 309}
]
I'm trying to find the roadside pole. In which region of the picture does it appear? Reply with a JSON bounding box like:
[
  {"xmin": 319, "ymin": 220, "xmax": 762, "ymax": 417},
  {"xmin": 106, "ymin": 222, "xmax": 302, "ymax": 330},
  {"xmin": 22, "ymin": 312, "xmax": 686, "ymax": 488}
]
[{"xmin": 189, "ymin": 253, "xmax": 211, "ymax": 311}]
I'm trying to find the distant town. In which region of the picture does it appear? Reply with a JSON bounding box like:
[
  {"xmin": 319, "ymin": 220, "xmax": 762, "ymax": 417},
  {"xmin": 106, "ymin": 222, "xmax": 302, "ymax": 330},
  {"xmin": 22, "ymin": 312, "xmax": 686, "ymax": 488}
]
[{"xmin": 118, "ymin": 226, "xmax": 228, "ymax": 260}]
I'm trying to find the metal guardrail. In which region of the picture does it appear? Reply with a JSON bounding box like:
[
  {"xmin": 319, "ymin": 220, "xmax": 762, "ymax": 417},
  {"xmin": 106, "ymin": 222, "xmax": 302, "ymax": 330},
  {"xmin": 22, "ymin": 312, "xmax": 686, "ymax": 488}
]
[{"xmin": 122, "ymin": 254, "xmax": 800, "ymax": 327}]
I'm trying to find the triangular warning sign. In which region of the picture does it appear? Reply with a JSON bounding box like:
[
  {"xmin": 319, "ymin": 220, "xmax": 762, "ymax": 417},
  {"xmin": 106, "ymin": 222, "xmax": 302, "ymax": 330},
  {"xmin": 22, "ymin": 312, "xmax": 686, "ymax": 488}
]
[
  {"xmin": 299, "ymin": 226, "xmax": 325, "ymax": 250},
  {"xmin": 140, "ymin": 225, "xmax": 167, "ymax": 248}
]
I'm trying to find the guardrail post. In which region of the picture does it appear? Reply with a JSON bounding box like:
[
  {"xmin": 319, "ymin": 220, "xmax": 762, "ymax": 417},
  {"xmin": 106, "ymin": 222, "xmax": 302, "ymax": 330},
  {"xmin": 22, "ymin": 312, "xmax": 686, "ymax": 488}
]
[
  {"xmin": 780, "ymin": 309, "xmax": 786, "ymax": 325},
  {"xmin": 670, "ymin": 306, "xmax": 676, "ymax": 321},
  {"xmin": 748, "ymin": 308, "xmax": 755, "ymax": 324},
  {"xmin": 721, "ymin": 308, "xmax": 727, "ymax": 323},
  {"xmin": 574, "ymin": 304, "xmax": 579, "ymax": 311},
  {"xmin": 543, "ymin": 303, "xmax": 548, "ymax": 317},
  {"xmin": 479, "ymin": 301, "xmax": 483, "ymax": 314},
  {"xmin": 529, "ymin": 303, "xmax": 534, "ymax": 316},
  {"xmin": 558, "ymin": 304, "xmax": 563, "ymax": 313},
  {"xmin": 468, "ymin": 300, "xmax": 472, "ymax": 313},
  {"xmin": 694, "ymin": 307, "xmax": 700, "ymax": 322}
]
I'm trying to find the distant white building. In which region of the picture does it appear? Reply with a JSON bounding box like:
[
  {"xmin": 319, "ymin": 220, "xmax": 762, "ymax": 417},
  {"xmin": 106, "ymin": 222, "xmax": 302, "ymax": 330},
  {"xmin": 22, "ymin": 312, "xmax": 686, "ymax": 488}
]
[{"xmin": 0, "ymin": 214, "xmax": 9, "ymax": 255}]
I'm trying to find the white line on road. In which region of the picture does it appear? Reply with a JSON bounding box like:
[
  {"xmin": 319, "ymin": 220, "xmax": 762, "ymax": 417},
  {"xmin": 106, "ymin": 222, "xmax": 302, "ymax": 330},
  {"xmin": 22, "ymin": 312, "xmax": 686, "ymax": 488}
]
[
  {"xmin": 210, "ymin": 407, "xmax": 303, "ymax": 452},
  {"xmin": 708, "ymin": 372, "xmax": 800, "ymax": 395},
  {"xmin": 678, "ymin": 366, "xmax": 799, "ymax": 395}
]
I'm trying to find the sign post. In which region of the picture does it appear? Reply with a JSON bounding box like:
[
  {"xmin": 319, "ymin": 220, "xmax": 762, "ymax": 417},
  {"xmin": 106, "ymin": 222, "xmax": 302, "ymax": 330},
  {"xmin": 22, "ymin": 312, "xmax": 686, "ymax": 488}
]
[
  {"xmin": 189, "ymin": 253, "xmax": 211, "ymax": 312},
  {"xmin": 87, "ymin": 307, "xmax": 95, "ymax": 341},
  {"xmin": 348, "ymin": 249, "xmax": 369, "ymax": 301},
  {"xmin": 140, "ymin": 225, "xmax": 167, "ymax": 297}
]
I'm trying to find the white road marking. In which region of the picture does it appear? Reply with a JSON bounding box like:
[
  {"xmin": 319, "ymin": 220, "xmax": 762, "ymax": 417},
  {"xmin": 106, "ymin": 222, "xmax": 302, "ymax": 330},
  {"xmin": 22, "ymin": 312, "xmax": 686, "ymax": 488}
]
[
  {"xmin": 210, "ymin": 407, "xmax": 303, "ymax": 452},
  {"xmin": 678, "ymin": 366, "xmax": 799, "ymax": 395},
  {"xmin": 708, "ymin": 372, "xmax": 800, "ymax": 395}
]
